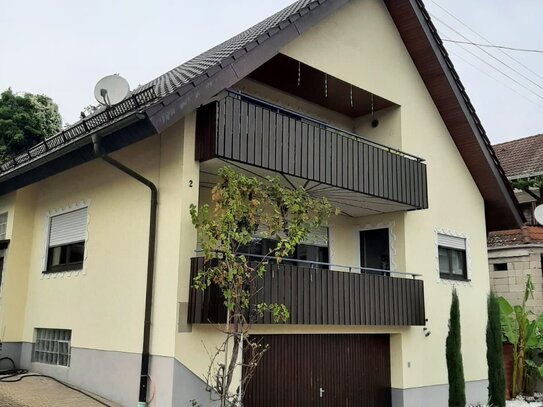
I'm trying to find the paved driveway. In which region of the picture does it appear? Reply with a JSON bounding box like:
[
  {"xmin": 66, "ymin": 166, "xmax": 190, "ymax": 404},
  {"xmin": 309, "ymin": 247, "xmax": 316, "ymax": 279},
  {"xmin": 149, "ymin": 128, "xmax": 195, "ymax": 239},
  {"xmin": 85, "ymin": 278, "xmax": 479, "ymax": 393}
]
[{"xmin": 0, "ymin": 375, "xmax": 121, "ymax": 407}]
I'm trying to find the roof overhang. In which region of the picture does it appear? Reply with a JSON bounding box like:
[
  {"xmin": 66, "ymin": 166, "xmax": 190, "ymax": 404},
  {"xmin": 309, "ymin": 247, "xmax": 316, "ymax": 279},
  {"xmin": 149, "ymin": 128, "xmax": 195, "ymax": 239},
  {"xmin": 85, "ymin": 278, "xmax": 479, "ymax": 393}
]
[
  {"xmin": 383, "ymin": 0, "xmax": 523, "ymax": 231},
  {"xmin": 143, "ymin": 0, "xmax": 349, "ymax": 133},
  {"xmin": 0, "ymin": 114, "xmax": 156, "ymax": 195}
]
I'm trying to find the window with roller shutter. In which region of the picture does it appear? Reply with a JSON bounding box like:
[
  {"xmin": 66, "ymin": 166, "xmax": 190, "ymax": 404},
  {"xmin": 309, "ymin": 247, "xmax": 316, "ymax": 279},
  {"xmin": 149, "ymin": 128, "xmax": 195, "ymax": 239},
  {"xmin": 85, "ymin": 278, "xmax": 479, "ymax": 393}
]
[
  {"xmin": 437, "ymin": 233, "xmax": 468, "ymax": 281},
  {"xmin": 45, "ymin": 207, "xmax": 87, "ymax": 273}
]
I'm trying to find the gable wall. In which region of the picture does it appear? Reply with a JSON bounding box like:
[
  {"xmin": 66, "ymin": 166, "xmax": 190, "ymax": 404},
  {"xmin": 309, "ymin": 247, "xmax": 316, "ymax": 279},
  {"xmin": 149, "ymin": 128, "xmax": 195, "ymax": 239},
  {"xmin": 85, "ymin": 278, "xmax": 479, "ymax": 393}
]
[{"xmin": 279, "ymin": 0, "xmax": 489, "ymax": 390}]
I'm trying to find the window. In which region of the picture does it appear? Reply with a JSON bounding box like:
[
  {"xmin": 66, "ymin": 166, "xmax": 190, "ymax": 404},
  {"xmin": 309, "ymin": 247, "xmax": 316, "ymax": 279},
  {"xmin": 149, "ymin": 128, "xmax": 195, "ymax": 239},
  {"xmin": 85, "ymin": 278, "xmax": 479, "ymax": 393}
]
[
  {"xmin": 438, "ymin": 233, "xmax": 467, "ymax": 280},
  {"xmin": 239, "ymin": 226, "xmax": 329, "ymax": 267},
  {"xmin": 33, "ymin": 328, "xmax": 71, "ymax": 367},
  {"xmin": 0, "ymin": 256, "xmax": 4, "ymax": 288},
  {"xmin": 0, "ymin": 212, "xmax": 7, "ymax": 240},
  {"xmin": 494, "ymin": 263, "xmax": 508, "ymax": 271},
  {"xmin": 45, "ymin": 208, "xmax": 87, "ymax": 273},
  {"xmin": 360, "ymin": 228, "xmax": 390, "ymax": 273}
]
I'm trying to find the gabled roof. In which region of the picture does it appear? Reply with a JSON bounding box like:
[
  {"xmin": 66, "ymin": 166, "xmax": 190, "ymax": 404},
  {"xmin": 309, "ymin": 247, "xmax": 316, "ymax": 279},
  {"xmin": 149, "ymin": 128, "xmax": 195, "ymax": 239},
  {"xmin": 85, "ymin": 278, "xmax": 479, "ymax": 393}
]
[
  {"xmin": 0, "ymin": 0, "xmax": 348, "ymax": 183},
  {"xmin": 493, "ymin": 134, "xmax": 543, "ymax": 180},
  {"xmin": 0, "ymin": 0, "xmax": 522, "ymax": 231},
  {"xmin": 142, "ymin": 0, "xmax": 317, "ymax": 97}
]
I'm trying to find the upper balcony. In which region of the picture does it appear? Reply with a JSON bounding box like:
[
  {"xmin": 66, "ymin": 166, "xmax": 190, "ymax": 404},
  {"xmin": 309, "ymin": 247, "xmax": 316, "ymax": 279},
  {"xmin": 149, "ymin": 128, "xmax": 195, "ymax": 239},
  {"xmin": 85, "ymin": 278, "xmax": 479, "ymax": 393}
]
[{"xmin": 195, "ymin": 91, "xmax": 428, "ymax": 216}]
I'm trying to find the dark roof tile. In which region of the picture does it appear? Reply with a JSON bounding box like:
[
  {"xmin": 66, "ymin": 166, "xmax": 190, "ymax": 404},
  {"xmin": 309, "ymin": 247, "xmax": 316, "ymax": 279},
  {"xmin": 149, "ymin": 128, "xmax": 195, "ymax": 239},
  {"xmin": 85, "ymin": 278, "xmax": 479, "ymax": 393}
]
[
  {"xmin": 142, "ymin": 0, "xmax": 317, "ymax": 97},
  {"xmin": 493, "ymin": 134, "xmax": 543, "ymax": 179}
]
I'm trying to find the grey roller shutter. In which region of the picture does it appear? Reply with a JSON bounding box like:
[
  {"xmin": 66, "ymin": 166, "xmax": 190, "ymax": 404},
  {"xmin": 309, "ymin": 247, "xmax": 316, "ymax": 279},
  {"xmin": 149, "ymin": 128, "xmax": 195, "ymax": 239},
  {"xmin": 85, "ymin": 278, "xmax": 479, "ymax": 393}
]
[
  {"xmin": 49, "ymin": 208, "xmax": 87, "ymax": 247},
  {"xmin": 437, "ymin": 233, "xmax": 466, "ymax": 250}
]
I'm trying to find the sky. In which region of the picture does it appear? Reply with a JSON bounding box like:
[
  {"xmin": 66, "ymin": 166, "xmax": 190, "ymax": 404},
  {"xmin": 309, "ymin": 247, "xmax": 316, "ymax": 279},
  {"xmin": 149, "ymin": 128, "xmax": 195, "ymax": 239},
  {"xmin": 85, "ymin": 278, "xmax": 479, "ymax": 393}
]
[{"xmin": 1, "ymin": 0, "xmax": 542, "ymax": 144}]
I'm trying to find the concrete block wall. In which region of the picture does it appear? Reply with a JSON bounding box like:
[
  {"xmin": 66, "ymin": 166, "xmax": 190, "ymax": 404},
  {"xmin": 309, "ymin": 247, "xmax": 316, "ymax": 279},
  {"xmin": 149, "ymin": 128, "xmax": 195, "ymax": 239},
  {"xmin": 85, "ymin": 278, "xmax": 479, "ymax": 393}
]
[{"xmin": 488, "ymin": 247, "xmax": 543, "ymax": 315}]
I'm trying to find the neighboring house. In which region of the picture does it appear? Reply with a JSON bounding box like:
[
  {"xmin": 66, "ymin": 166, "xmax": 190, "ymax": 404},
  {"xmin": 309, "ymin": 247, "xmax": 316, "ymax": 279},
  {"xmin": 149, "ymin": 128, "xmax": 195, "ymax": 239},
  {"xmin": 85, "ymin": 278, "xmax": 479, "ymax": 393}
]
[
  {"xmin": 489, "ymin": 134, "xmax": 543, "ymax": 314},
  {"xmin": 0, "ymin": 1, "xmax": 522, "ymax": 406}
]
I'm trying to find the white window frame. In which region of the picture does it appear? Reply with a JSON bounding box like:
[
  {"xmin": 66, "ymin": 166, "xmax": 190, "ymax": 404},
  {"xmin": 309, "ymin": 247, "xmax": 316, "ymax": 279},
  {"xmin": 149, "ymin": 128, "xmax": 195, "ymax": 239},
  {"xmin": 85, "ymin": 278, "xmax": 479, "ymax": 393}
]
[
  {"xmin": 0, "ymin": 212, "xmax": 8, "ymax": 240},
  {"xmin": 345, "ymin": 222, "xmax": 397, "ymax": 273},
  {"xmin": 435, "ymin": 228, "xmax": 472, "ymax": 285},
  {"xmin": 42, "ymin": 201, "xmax": 89, "ymax": 278},
  {"xmin": 33, "ymin": 328, "xmax": 72, "ymax": 367}
]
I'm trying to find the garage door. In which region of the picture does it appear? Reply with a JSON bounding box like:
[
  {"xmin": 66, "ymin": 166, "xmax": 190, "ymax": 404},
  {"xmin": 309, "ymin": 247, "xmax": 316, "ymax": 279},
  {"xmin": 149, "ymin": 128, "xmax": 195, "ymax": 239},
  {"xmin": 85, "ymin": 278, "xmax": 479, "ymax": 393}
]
[{"xmin": 243, "ymin": 334, "xmax": 391, "ymax": 407}]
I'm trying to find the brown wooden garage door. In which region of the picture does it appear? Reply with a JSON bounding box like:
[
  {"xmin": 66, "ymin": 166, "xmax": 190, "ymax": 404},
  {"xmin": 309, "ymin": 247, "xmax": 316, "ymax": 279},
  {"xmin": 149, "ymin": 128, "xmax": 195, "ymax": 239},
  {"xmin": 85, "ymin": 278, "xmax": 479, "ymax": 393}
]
[{"xmin": 244, "ymin": 334, "xmax": 391, "ymax": 407}]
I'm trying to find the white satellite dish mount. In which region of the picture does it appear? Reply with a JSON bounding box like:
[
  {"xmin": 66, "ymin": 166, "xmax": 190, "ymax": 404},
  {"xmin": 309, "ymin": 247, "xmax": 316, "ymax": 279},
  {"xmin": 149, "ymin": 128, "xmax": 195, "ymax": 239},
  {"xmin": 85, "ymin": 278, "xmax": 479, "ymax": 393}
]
[
  {"xmin": 94, "ymin": 74, "xmax": 130, "ymax": 107},
  {"xmin": 534, "ymin": 204, "xmax": 543, "ymax": 226}
]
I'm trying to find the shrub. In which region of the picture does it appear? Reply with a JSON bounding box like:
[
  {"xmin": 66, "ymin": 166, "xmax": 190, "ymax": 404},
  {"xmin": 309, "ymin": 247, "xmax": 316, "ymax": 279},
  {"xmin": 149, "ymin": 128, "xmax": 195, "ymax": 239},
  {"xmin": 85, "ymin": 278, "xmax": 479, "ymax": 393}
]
[
  {"xmin": 487, "ymin": 291, "xmax": 505, "ymax": 407},
  {"xmin": 446, "ymin": 288, "xmax": 466, "ymax": 407}
]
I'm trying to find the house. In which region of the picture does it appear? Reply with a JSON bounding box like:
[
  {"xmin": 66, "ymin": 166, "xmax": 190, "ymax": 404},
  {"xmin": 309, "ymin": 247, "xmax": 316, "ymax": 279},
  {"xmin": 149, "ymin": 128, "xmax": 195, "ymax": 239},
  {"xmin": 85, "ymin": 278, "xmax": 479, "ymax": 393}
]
[
  {"xmin": 489, "ymin": 134, "xmax": 543, "ymax": 314},
  {"xmin": 0, "ymin": 0, "xmax": 522, "ymax": 406}
]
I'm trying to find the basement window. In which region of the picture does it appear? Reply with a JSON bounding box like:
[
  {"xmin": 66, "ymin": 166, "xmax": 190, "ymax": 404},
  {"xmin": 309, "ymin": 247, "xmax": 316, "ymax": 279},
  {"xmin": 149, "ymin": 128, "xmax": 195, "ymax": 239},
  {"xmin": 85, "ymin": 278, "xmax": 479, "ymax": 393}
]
[
  {"xmin": 438, "ymin": 233, "xmax": 468, "ymax": 281},
  {"xmin": 45, "ymin": 208, "xmax": 87, "ymax": 273},
  {"xmin": 33, "ymin": 328, "xmax": 71, "ymax": 367}
]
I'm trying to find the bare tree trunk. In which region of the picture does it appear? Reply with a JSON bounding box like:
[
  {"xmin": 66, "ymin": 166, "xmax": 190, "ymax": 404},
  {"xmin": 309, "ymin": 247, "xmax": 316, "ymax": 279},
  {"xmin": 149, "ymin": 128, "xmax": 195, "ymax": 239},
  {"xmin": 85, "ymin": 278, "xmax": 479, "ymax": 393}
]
[
  {"xmin": 224, "ymin": 300, "xmax": 241, "ymax": 402},
  {"xmin": 221, "ymin": 309, "xmax": 231, "ymax": 407}
]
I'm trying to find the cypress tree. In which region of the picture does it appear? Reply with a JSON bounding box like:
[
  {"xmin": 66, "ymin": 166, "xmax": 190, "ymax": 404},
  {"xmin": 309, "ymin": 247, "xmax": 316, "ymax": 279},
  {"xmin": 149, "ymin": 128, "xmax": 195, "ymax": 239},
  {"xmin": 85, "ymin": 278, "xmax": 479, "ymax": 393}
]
[
  {"xmin": 487, "ymin": 292, "xmax": 506, "ymax": 407},
  {"xmin": 446, "ymin": 288, "xmax": 466, "ymax": 407}
]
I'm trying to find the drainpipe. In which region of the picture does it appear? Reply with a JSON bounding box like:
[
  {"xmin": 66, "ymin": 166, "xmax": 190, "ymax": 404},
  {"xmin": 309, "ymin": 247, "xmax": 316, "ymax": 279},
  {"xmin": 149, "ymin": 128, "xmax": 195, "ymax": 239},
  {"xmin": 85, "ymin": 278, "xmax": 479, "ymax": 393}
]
[{"xmin": 92, "ymin": 134, "xmax": 157, "ymax": 407}]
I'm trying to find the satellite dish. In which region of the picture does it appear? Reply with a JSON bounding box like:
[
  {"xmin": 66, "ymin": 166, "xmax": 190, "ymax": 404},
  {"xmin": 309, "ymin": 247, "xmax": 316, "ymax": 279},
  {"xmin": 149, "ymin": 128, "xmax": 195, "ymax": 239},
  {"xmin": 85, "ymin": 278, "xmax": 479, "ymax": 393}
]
[
  {"xmin": 534, "ymin": 204, "xmax": 543, "ymax": 226},
  {"xmin": 94, "ymin": 74, "xmax": 130, "ymax": 106}
]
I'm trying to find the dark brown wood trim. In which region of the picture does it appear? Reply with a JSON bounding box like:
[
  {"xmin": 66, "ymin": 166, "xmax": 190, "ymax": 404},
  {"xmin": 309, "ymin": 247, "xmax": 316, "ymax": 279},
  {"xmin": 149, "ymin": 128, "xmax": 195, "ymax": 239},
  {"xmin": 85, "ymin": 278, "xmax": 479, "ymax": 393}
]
[
  {"xmin": 195, "ymin": 93, "xmax": 428, "ymax": 210},
  {"xmin": 188, "ymin": 257, "xmax": 426, "ymax": 326},
  {"xmin": 383, "ymin": 0, "xmax": 523, "ymax": 231}
]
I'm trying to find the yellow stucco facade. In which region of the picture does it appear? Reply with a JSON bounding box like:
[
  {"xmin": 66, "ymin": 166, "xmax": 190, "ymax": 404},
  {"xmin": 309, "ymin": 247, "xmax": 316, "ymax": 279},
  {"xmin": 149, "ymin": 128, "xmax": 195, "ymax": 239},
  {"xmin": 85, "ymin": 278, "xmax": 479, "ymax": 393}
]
[
  {"xmin": 275, "ymin": 0, "xmax": 489, "ymax": 390},
  {"xmin": 0, "ymin": 0, "xmax": 494, "ymax": 405}
]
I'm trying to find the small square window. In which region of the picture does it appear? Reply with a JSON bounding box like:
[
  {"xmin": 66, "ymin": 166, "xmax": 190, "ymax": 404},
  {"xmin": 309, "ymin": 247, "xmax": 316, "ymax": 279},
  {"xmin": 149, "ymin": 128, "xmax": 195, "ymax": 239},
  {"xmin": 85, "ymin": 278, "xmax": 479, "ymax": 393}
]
[
  {"xmin": 494, "ymin": 263, "xmax": 508, "ymax": 271},
  {"xmin": 437, "ymin": 233, "xmax": 468, "ymax": 281},
  {"xmin": 33, "ymin": 328, "xmax": 71, "ymax": 367}
]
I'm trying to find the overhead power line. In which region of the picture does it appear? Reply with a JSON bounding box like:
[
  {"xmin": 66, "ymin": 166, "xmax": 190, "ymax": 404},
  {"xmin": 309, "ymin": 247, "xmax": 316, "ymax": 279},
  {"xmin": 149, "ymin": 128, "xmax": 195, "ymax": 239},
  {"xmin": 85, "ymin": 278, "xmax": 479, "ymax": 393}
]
[
  {"xmin": 430, "ymin": 0, "xmax": 543, "ymax": 82},
  {"xmin": 447, "ymin": 48, "xmax": 543, "ymax": 111},
  {"xmin": 431, "ymin": 13, "xmax": 543, "ymax": 93},
  {"xmin": 442, "ymin": 39, "xmax": 543, "ymax": 54},
  {"xmin": 443, "ymin": 35, "xmax": 543, "ymax": 101}
]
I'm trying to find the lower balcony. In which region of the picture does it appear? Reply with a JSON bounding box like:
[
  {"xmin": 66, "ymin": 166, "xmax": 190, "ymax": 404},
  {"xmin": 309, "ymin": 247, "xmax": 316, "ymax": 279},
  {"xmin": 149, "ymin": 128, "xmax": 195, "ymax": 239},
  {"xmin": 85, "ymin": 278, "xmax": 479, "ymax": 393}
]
[{"xmin": 187, "ymin": 256, "xmax": 425, "ymax": 326}]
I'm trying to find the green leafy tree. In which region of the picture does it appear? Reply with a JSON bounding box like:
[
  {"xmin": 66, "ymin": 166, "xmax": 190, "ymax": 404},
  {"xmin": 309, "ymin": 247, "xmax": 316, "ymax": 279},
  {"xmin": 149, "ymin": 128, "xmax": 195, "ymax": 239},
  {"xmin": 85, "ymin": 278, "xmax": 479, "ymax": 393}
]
[
  {"xmin": 190, "ymin": 166, "xmax": 337, "ymax": 406},
  {"xmin": 487, "ymin": 291, "xmax": 505, "ymax": 407},
  {"xmin": 446, "ymin": 288, "xmax": 466, "ymax": 407},
  {"xmin": 511, "ymin": 177, "xmax": 543, "ymax": 191},
  {"xmin": 0, "ymin": 88, "xmax": 62, "ymax": 161}
]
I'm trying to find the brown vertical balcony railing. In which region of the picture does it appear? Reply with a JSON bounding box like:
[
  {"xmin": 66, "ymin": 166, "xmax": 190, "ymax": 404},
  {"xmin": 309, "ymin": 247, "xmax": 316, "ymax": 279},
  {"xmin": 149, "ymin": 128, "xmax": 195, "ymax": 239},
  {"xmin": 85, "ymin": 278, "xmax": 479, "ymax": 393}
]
[
  {"xmin": 187, "ymin": 255, "xmax": 425, "ymax": 326},
  {"xmin": 195, "ymin": 91, "xmax": 428, "ymax": 210}
]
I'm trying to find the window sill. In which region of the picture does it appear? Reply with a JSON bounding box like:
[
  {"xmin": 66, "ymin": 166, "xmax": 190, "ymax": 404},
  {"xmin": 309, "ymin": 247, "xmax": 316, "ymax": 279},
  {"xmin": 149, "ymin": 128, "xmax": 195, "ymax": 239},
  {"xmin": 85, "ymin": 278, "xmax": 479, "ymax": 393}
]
[
  {"xmin": 32, "ymin": 361, "xmax": 70, "ymax": 368},
  {"xmin": 440, "ymin": 273, "xmax": 470, "ymax": 282},
  {"xmin": 43, "ymin": 262, "xmax": 84, "ymax": 274}
]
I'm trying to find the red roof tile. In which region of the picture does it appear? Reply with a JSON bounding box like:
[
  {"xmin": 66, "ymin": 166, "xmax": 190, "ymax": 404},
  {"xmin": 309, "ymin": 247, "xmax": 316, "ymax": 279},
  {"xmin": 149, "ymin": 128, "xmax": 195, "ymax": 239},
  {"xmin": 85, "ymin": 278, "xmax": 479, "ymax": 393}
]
[
  {"xmin": 488, "ymin": 226, "xmax": 543, "ymax": 247},
  {"xmin": 493, "ymin": 134, "xmax": 543, "ymax": 179}
]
